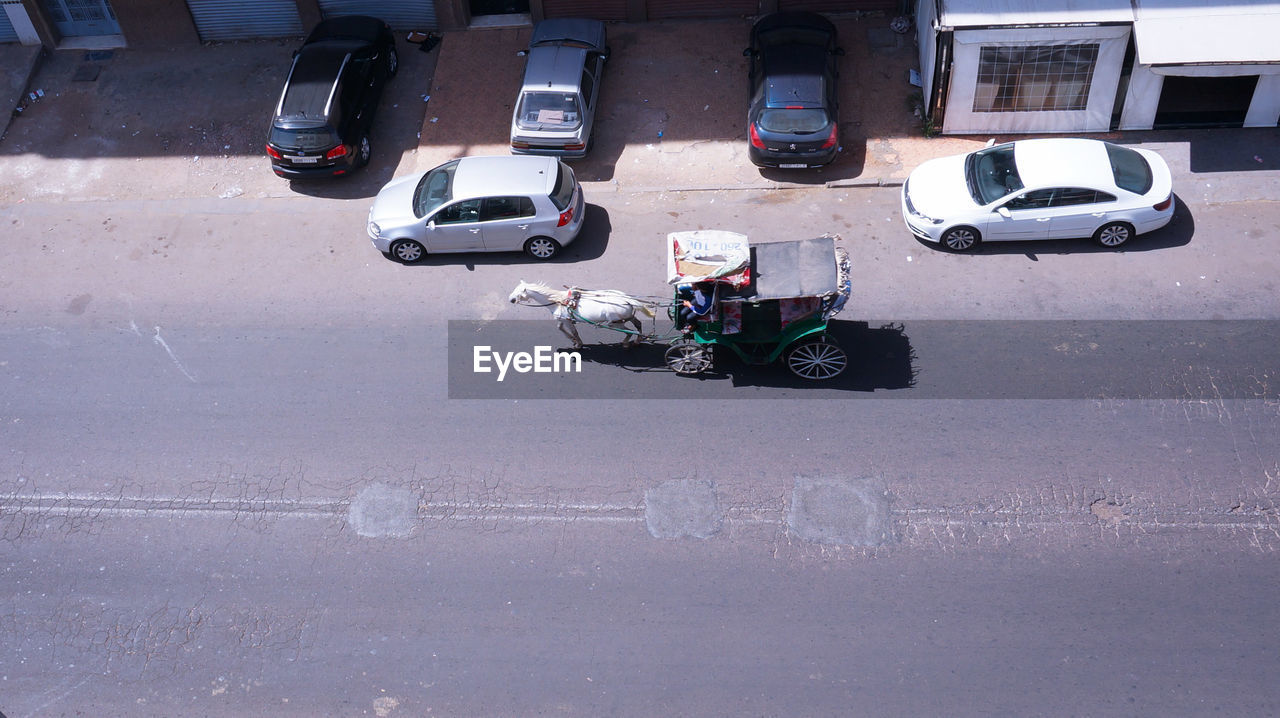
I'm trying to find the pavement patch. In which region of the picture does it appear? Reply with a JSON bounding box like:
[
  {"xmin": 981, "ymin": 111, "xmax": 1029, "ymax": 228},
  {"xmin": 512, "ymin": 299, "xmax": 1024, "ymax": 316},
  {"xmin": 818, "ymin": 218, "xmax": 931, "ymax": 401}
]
[
  {"xmin": 788, "ymin": 477, "xmax": 891, "ymax": 546},
  {"xmin": 645, "ymin": 479, "xmax": 722, "ymax": 539},
  {"xmin": 347, "ymin": 483, "xmax": 419, "ymax": 538}
]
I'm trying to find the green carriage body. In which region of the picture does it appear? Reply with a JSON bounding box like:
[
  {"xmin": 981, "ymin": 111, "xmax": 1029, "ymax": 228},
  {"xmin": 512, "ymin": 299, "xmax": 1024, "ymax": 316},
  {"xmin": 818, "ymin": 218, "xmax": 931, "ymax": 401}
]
[{"xmin": 666, "ymin": 233, "xmax": 851, "ymax": 380}]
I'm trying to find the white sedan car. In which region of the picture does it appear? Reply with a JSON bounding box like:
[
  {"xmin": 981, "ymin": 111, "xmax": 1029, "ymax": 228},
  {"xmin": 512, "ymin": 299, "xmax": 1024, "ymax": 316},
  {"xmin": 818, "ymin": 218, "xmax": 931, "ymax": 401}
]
[{"xmin": 901, "ymin": 139, "xmax": 1174, "ymax": 252}]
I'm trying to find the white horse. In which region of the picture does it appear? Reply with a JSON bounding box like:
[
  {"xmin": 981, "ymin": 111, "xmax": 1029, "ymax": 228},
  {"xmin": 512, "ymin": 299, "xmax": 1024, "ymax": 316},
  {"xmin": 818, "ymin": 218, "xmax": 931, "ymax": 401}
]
[{"xmin": 508, "ymin": 280, "xmax": 657, "ymax": 349}]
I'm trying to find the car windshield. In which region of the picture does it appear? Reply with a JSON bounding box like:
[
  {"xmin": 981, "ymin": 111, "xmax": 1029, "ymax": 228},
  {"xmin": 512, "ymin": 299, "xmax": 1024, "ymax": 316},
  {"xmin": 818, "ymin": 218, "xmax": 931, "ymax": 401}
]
[
  {"xmin": 268, "ymin": 126, "xmax": 338, "ymax": 152},
  {"xmin": 965, "ymin": 144, "xmax": 1024, "ymax": 205},
  {"xmin": 550, "ymin": 161, "xmax": 576, "ymax": 211},
  {"xmin": 1105, "ymin": 143, "xmax": 1154, "ymax": 195},
  {"xmin": 757, "ymin": 107, "xmax": 829, "ymax": 134},
  {"xmin": 516, "ymin": 92, "xmax": 582, "ymax": 130},
  {"xmin": 413, "ymin": 160, "xmax": 459, "ymax": 219},
  {"xmin": 758, "ymin": 27, "xmax": 830, "ymax": 48}
]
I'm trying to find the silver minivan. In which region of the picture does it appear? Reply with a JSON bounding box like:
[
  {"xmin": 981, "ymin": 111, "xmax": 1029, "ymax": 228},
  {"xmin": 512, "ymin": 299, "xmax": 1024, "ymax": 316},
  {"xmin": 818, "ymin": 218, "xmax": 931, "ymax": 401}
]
[
  {"xmin": 509, "ymin": 19, "xmax": 608, "ymax": 159},
  {"xmin": 367, "ymin": 156, "xmax": 586, "ymax": 262}
]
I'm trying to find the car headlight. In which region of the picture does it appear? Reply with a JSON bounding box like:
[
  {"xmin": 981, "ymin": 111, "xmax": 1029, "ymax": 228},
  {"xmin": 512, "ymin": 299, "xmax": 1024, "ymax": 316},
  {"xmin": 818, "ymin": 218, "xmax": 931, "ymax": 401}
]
[{"xmin": 367, "ymin": 221, "xmax": 381, "ymax": 237}]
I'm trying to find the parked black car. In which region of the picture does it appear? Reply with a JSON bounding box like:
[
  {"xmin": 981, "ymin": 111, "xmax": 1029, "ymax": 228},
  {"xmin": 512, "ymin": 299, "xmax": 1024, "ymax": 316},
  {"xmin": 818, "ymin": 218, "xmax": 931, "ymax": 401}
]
[
  {"xmin": 266, "ymin": 16, "xmax": 397, "ymax": 178},
  {"xmin": 744, "ymin": 12, "xmax": 843, "ymax": 169}
]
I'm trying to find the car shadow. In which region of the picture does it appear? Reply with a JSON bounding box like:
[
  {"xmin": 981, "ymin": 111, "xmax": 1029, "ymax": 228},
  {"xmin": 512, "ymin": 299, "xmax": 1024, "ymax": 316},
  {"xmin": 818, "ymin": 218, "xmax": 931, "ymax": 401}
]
[
  {"xmin": 569, "ymin": 319, "xmax": 917, "ymax": 392},
  {"xmin": 286, "ymin": 41, "xmax": 440, "ymax": 200},
  {"xmin": 755, "ymin": 130, "xmax": 867, "ymax": 185},
  {"xmin": 396, "ymin": 204, "xmax": 612, "ymax": 267},
  {"xmin": 917, "ymin": 196, "xmax": 1195, "ymax": 257}
]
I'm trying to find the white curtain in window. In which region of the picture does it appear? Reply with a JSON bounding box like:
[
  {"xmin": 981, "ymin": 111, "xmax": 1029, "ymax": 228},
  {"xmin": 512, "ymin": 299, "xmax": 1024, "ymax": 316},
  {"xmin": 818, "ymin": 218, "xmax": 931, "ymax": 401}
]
[{"xmin": 944, "ymin": 25, "xmax": 1130, "ymax": 134}]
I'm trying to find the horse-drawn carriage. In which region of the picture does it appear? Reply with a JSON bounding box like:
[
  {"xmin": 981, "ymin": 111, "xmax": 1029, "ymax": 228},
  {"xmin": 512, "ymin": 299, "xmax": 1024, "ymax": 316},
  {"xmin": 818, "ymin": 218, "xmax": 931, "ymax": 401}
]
[
  {"xmin": 508, "ymin": 230, "xmax": 852, "ymax": 380},
  {"xmin": 664, "ymin": 230, "xmax": 851, "ymax": 380}
]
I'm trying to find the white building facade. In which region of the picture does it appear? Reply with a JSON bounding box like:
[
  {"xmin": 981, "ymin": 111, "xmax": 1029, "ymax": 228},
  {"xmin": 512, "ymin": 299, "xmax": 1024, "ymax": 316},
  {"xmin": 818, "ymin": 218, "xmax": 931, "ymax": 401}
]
[{"xmin": 916, "ymin": 0, "xmax": 1280, "ymax": 134}]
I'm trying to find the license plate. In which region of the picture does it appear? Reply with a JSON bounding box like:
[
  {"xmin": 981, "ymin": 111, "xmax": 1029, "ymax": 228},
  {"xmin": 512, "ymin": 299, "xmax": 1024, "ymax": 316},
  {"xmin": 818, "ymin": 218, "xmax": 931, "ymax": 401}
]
[
  {"xmin": 291, "ymin": 156, "xmax": 318, "ymax": 164},
  {"xmin": 779, "ymin": 163, "xmax": 808, "ymax": 169}
]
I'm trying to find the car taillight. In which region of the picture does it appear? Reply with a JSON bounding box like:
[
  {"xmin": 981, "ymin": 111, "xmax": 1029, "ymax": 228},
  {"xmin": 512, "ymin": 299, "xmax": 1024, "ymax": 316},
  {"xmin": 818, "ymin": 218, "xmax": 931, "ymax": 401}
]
[
  {"xmin": 821, "ymin": 124, "xmax": 838, "ymax": 149},
  {"xmin": 325, "ymin": 145, "xmax": 349, "ymax": 160},
  {"xmin": 1153, "ymin": 196, "xmax": 1172, "ymax": 211},
  {"xmin": 511, "ymin": 141, "xmax": 529, "ymax": 150},
  {"xmin": 564, "ymin": 143, "xmax": 586, "ymax": 151},
  {"xmin": 749, "ymin": 123, "xmax": 765, "ymax": 149},
  {"xmin": 558, "ymin": 204, "xmax": 575, "ymax": 227},
  {"xmin": 265, "ymin": 144, "xmax": 282, "ymax": 159}
]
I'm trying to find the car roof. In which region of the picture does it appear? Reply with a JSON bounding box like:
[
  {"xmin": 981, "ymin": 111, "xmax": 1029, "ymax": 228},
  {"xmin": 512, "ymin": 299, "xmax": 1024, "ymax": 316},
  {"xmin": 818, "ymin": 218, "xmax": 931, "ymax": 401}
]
[
  {"xmin": 1012, "ymin": 139, "xmax": 1118, "ymax": 192},
  {"xmin": 306, "ymin": 15, "xmax": 385, "ymax": 44},
  {"xmin": 452, "ymin": 156, "xmax": 558, "ymax": 198},
  {"xmin": 522, "ymin": 44, "xmax": 590, "ymax": 93},
  {"xmin": 530, "ymin": 18, "xmax": 606, "ymax": 52},
  {"xmin": 762, "ymin": 44, "xmax": 829, "ymax": 107},
  {"xmin": 276, "ymin": 43, "xmax": 362, "ymax": 120}
]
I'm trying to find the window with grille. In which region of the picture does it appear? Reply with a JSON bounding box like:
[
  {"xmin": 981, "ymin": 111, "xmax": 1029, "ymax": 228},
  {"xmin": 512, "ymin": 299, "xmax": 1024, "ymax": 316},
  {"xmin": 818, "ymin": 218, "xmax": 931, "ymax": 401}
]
[{"xmin": 974, "ymin": 44, "xmax": 1099, "ymax": 113}]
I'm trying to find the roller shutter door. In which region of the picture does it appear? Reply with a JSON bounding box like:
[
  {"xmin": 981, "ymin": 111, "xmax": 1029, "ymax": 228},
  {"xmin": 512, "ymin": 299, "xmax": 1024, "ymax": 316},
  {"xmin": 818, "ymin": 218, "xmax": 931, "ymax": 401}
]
[
  {"xmin": 0, "ymin": 6, "xmax": 17, "ymax": 43},
  {"xmin": 646, "ymin": 0, "xmax": 757, "ymax": 20},
  {"xmin": 542, "ymin": 0, "xmax": 627, "ymax": 22},
  {"xmin": 318, "ymin": 0, "xmax": 437, "ymax": 30},
  {"xmin": 185, "ymin": 0, "xmax": 303, "ymax": 41},
  {"xmin": 779, "ymin": 0, "xmax": 899, "ymax": 11}
]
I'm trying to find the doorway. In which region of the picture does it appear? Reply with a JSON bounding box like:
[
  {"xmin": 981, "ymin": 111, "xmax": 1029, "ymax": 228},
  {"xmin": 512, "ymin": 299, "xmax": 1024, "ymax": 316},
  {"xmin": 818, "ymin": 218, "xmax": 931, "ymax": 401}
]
[
  {"xmin": 1154, "ymin": 75, "xmax": 1258, "ymax": 128},
  {"xmin": 471, "ymin": 0, "xmax": 530, "ymax": 16},
  {"xmin": 41, "ymin": 0, "xmax": 121, "ymax": 37}
]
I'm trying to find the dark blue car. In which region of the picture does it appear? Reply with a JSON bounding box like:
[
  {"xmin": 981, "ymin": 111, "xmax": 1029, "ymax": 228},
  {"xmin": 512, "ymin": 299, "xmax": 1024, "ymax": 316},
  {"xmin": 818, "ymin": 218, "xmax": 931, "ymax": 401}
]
[{"xmin": 744, "ymin": 12, "xmax": 843, "ymax": 169}]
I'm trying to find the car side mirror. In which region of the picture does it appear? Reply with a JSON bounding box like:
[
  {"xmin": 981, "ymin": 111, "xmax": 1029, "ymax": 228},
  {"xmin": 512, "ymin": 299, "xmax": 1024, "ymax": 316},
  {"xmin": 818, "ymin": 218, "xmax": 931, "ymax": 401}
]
[
  {"xmin": 996, "ymin": 207, "xmax": 1011, "ymax": 218},
  {"xmin": 426, "ymin": 219, "xmax": 436, "ymax": 229}
]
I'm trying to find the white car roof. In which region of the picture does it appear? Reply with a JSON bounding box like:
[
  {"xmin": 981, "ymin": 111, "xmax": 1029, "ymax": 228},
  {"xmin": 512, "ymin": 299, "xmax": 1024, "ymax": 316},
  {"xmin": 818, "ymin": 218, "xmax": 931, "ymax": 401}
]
[
  {"xmin": 452, "ymin": 156, "xmax": 558, "ymax": 198},
  {"xmin": 1014, "ymin": 139, "xmax": 1117, "ymax": 193}
]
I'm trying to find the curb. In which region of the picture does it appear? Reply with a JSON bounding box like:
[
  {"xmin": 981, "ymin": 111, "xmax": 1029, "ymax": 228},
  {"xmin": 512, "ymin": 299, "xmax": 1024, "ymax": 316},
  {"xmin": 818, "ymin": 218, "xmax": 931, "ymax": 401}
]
[{"xmin": 585, "ymin": 176, "xmax": 906, "ymax": 194}]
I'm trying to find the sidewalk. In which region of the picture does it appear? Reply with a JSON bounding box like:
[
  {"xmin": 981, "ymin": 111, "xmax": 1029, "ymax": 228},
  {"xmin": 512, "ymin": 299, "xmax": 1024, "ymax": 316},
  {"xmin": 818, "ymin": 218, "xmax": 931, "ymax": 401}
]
[
  {"xmin": 0, "ymin": 18, "xmax": 1277, "ymax": 205},
  {"xmin": 0, "ymin": 43, "xmax": 44, "ymax": 143},
  {"xmin": 415, "ymin": 15, "xmax": 1280, "ymax": 202},
  {"xmin": 409, "ymin": 16, "xmax": 957, "ymax": 192}
]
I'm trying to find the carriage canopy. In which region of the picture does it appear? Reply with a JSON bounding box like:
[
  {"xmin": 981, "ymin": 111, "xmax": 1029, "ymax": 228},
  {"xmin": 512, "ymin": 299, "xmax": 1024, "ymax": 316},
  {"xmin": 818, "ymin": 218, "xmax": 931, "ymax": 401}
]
[{"xmin": 667, "ymin": 231, "xmax": 840, "ymax": 301}]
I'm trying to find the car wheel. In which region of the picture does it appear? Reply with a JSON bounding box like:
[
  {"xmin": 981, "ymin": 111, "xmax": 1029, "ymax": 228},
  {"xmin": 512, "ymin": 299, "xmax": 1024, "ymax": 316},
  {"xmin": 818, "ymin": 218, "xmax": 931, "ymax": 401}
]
[
  {"xmin": 387, "ymin": 48, "xmax": 399, "ymax": 78},
  {"xmin": 786, "ymin": 336, "xmax": 847, "ymax": 380},
  {"xmin": 524, "ymin": 236, "xmax": 561, "ymax": 260},
  {"xmin": 356, "ymin": 135, "xmax": 372, "ymax": 168},
  {"xmin": 940, "ymin": 226, "xmax": 981, "ymax": 252},
  {"xmin": 389, "ymin": 239, "xmax": 425, "ymax": 264},
  {"xmin": 665, "ymin": 338, "xmax": 712, "ymax": 375},
  {"xmin": 1093, "ymin": 221, "xmax": 1133, "ymax": 248}
]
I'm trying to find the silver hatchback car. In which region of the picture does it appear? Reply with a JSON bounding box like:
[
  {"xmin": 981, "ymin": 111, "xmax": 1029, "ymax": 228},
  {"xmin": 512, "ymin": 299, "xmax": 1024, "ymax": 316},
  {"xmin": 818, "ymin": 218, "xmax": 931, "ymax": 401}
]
[
  {"xmin": 367, "ymin": 155, "xmax": 586, "ymax": 262},
  {"xmin": 509, "ymin": 18, "xmax": 608, "ymax": 159}
]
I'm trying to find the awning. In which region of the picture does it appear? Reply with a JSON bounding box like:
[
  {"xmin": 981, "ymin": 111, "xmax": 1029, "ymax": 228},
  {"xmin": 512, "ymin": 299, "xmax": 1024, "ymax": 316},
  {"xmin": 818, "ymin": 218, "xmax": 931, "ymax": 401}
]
[
  {"xmin": 938, "ymin": 0, "xmax": 1132, "ymax": 29},
  {"xmin": 1133, "ymin": 2, "xmax": 1280, "ymax": 66}
]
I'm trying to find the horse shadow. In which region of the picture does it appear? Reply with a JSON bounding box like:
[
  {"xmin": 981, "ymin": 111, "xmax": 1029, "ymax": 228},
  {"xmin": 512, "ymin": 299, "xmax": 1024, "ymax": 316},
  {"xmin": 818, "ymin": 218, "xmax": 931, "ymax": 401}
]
[{"xmin": 566, "ymin": 319, "xmax": 917, "ymax": 392}]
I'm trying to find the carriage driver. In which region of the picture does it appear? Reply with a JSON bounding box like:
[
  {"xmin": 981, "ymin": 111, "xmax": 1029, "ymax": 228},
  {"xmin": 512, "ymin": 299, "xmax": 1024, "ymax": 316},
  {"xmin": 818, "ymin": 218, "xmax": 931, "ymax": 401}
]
[{"xmin": 678, "ymin": 282, "xmax": 715, "ymax": 331}]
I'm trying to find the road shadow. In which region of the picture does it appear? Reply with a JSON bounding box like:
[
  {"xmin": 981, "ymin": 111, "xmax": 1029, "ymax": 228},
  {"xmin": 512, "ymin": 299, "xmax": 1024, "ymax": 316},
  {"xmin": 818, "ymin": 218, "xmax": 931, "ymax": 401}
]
[
  {"xmin": 914, "ymin": 196, "xmax": 1195, "ymax": 257},
  {"xmin": 571, "ymin": 319, "xmax": 917, "ymax": 392},
  {"xmin": 392, "ymin": 204, "xmax": 611, "ymax": 267},
  {"xmin": 756, "ymin": 135, "xmax": 867, "ymax": 185}
]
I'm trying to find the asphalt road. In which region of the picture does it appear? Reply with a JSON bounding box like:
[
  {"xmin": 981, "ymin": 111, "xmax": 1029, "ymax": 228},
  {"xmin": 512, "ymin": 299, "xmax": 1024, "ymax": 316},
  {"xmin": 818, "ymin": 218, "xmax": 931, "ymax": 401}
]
[{"xmin": 3, "ymin": 186, "xmax": 1279, "ymax": 716}]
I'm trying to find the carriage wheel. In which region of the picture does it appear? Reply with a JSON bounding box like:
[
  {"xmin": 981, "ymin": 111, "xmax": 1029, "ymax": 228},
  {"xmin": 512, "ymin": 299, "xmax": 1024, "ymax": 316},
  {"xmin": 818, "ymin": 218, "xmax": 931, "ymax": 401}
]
[
  {"xmin": 665, "ymin": 338, "xmax": 712, "ymax": 375},
  {"xmin": 787, "ymin": 336, "xmax": 847, "ymax": 380}
]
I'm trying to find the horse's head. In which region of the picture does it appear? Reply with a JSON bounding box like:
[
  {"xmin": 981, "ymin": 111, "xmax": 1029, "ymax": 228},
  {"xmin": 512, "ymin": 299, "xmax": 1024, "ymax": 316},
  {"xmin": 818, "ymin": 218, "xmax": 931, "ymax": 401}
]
[{"xmin": 508, "ymin": 281, "xmax": 529, "ymax": 304}]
